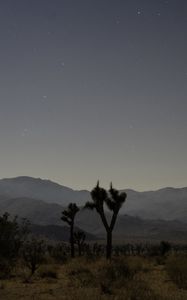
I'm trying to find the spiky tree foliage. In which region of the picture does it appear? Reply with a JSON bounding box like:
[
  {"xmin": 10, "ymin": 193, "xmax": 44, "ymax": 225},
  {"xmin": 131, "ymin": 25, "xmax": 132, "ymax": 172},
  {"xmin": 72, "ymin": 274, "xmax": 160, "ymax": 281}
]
[
  {"xmin": 85, "ymin": 182, "xmax": 127, "ymax": 259},
  {"xmin": 74, "ymin": 230, "xmax": 86, "ymax": 256},
  {"xmin": 61, "ymin": 203, "xmax": 80, "ymax": 258}
]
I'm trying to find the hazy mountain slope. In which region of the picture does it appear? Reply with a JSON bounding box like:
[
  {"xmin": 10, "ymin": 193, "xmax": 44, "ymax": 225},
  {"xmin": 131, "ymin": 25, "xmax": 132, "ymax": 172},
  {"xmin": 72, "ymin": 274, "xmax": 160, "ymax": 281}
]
[
  {"xmin": 0, "ymin": 176, "xmax": 90, "ymax": 206},
  {"xmin": 76, "ymin": 209, "xmax": 187, "ymax": 241},
  {"xmin": 0, "ymin": 196, "xmax": 186, "ymax": 241},
  {"xmin": 31, "ymin": 224, "xmax": 96, "ymax": 241},
  {"xmin": 124, "ymin": 188, "xmax": 187, "ymax": 221},
  {"xmin": 0, "ymin": 197, "xmax": 64, "ymax": 225},
  {"xmin": 112, "ymin": 215, "xmax": 187, "ymax": 241}
]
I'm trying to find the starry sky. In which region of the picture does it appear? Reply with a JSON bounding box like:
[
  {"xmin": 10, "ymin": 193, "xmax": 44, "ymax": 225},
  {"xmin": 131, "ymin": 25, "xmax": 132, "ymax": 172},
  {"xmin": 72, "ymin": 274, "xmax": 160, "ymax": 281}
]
[{"xmin": 0, "ymin": 0, "xmax": 187, "ymax": 190}]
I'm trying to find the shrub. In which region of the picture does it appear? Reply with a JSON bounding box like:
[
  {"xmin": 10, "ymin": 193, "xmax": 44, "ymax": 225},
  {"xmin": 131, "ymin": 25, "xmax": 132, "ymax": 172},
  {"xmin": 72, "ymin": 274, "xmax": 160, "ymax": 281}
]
[
  {"xmin": 21, "ymin": 238, "xmax": 46, "ymax": 277},
  {"xmin": 38, "ymin": 265, "xmax": 58, "ymax": 279},
  {"xmin": 100, "ymin": 257, "xmax": 146, "ymax": 282},
  {"xmin": 166, "ymin": 255, "xmax": 187, "ymax": 289},
  {"xmin": 0, "ymin": 259, "xmax": 12, "ymax": 279},
  {"xmin": 0, "ymin": 281, "xmax": 5, "ymax": 289},
  {"xmin": 66, "ymin": 259, "xmax": 95, "ymax": 287},
  {"xmin": 48, "ymin": 243, "xmax": 68, "ymax": 263},
  {"xmin": 126, "ymin": 279, "xmax": 158, "ymax": 300},
  {"xmin": 0, "ymin": 213, "xmax": 29, "ymax": 277},
  {"xmin": 160, "ymin": 241, "xmax": 171, "ymax": 256}
]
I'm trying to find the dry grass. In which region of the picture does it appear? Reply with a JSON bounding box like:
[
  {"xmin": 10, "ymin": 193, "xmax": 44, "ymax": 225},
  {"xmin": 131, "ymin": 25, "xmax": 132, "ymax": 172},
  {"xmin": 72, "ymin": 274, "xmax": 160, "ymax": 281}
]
[
  {"xmin": 0, "ymin": 256, "xmax": 186, "ymax": 300},
  {"xmin": 165, "ymin": 254, "xmax": 187, "ymax": 289}
]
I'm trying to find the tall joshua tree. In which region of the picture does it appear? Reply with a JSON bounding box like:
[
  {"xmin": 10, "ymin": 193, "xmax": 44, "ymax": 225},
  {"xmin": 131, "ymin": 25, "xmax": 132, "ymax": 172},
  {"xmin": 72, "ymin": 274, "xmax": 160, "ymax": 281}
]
[
  {"xmin": 85, "ymin": 182, "xmax": 127, "ymax": 259},
  {"xmin": 61, "ymin": 203, "xmax": 79, "ymax": 258}
]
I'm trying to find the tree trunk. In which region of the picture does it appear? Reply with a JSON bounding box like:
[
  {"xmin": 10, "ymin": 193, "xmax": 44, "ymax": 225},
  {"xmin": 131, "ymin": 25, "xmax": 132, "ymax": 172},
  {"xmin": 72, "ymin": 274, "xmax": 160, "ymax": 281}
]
[
  {"xmin": 106, "ymin": 230, "xmax": 112, "ymax": 260},
  {"xmin": 70, "ymin": 223, "xmax": 75, "ymax": 258}
]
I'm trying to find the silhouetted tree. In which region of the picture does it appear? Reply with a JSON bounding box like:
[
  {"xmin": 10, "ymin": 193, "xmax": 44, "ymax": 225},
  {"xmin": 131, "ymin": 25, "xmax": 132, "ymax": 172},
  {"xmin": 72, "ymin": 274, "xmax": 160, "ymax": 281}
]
[
  {"xmin": 85, "ymin": 182, "xmax": 127, "ymax": 259},
  {"xmin": 0, "ymin": 213, "xmax": 30, "ymax": 277},
  {"xmin": 74, "ymin": 230, "xmax": 86, "ymax": 256},
  {"xmin": 160, "ymin": 241, "xmax": 171, "ymax": 256},
  {"xmin": 61, "ymin": 203, "xmax": 80, "ymax": 258}
]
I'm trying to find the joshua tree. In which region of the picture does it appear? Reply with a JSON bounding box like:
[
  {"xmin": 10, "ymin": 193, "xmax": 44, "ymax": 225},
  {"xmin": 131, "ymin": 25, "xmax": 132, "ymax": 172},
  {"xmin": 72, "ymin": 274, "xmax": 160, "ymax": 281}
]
[
  {"xmin": 74, "ymin": 230, "xmax": 86, "ymax": 256},
  {"xmin": 61, "ymin": 203, "xmax": 80, "ymax": 258},
  {"xmin": 85, "ymin": 182, "xmax": 127, "ymax": 259}
]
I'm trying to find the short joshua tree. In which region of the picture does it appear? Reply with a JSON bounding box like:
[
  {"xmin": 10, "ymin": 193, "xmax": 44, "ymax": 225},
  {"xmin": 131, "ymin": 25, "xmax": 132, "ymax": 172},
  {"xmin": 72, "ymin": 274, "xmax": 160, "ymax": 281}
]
[
  {"xmin": 61, "ymin": 203, "xmax": 80, "ymax": 258},
  {"xmin": 74, "ymin": 230, "xmax": 86, "ymax": 256}
]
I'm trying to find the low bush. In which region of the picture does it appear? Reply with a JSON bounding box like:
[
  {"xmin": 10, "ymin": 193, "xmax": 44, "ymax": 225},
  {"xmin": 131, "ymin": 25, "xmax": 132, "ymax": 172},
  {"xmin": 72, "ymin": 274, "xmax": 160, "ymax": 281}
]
[
  {"xmin": 99, "ymin": 257, "xmax": 147, "ymax": 283},
  {"xmin": 126, "ymin": 279, "xmax": 158, "ymax": 300},
  {"xmin": 48, "ymin": 243, "xmax": 68, "ymax": 264},
  {"xmin": 68, "ymin": 265, "xmax": 95, "ymax": 287},
  {"xmin": 0, "ymin": 281, "xmax": 5, "ymax": 289},
  {"xmin": 38, "ymin": 265, "xmax": 59, "ymax": 279},
  {"xmin": 0, "ymin": 259, "xmax": 12, "ymax": 279},
  {"xmin": 21, "ymin": 238, "xmax": 46, "ymax": 277},
  {"xmin": 166, "ymin": 254, "xmax": 187, "ymax": 289}
]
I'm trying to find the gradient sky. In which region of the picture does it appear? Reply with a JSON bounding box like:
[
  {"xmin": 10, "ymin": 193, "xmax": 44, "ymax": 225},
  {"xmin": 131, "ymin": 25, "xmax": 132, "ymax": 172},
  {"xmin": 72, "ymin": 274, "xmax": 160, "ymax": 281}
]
[{"xmin": 0, "ymin": 0, "xmax": 187, "ymax": 190}]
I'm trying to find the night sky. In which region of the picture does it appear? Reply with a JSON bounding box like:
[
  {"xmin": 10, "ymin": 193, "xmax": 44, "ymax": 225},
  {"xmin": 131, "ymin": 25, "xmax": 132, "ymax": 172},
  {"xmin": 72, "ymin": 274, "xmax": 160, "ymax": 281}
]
[{"xmin": 0, "ymin": 0, "xmax": 187, "ymax": 190}]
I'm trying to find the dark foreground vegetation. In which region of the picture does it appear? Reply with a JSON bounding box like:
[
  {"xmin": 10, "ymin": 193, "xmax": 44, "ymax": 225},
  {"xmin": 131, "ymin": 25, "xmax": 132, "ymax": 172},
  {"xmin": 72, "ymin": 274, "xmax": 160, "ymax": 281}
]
[
  {"xmin": 0, "ymin": 183, "xmax": 186, "ymax": 299},
  {"xmin": 0, "ymin": 213, "xmax": 187, "ymax": 300}
]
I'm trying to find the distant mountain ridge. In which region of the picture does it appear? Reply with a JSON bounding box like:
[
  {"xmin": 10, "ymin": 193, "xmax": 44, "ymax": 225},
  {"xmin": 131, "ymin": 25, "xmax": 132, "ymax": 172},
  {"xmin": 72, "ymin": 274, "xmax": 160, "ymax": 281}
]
[
  {"xmin": 0, "ymin": 176, "xmax": 90, "ymax": 206},
  {"xmin": 0, "ymin": 176, "xmax": 186, "ymax": 222}
]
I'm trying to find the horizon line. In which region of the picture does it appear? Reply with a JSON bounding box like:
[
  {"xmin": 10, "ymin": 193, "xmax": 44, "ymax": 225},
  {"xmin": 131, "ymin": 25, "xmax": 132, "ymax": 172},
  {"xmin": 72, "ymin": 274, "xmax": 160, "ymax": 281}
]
[{"xmin": 0, "ymin": 175, "xmax": 186, "ymax": 193}]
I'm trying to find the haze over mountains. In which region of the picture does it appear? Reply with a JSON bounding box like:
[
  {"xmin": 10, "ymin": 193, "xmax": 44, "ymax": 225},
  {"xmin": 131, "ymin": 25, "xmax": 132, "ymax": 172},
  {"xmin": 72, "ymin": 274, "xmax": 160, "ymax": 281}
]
[
  {"xmin": 0, "ymin": 176, "xmax": 186, "ymax": 241},
  {"xmin": 0, "ymin": 176, "xmax": 186, "ymax": 221},
  {"xmin": 0, "ymin": 176, "xmax": 89, "ymax": 206}
]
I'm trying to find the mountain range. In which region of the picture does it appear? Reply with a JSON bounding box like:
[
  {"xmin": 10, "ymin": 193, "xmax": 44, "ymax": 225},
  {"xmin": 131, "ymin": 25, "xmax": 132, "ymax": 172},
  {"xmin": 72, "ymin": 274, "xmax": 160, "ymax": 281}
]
[
  {"xmin": 0, "ymin": 176, "xmax": 186, "ymax": 221},
  {"xmin": 0, "ymin": 176, "xmax": 186, "ymax": 241}
]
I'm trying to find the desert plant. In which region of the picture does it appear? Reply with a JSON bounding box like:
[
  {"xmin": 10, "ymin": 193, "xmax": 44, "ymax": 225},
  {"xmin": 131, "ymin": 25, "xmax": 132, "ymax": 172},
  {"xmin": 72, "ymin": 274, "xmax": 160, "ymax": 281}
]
[
  {"xmin": 166, "ymin": 254, "xmax": 187, "ymax": 289},
  {"xmin": 48, "ymin": 243, "xmax": 68, "ymax": 263},
  {"xmin": 98, "ymin": 257, "xmax": 140, "ymax": 283},
  {"xmin": 85, "ymin": 182, "xmax": 127, "ymax": 259},
  {"xmin": 61, "ymin": 203, "xmax": 80, "ymax": 258},
  {"xmin": 38, "ymin": 264, "xmax": 58, "ymax": 279},
  {"xmin": 74, "ymin": 230, "xmax": 86, "ymax": 256},
  {"xmin": 126, "ymin": 279, "xmax": 158, "ymax": 300},
  {"xmin": 160, "ymin": 241, "xmax": 171, "ymax": 256},
  {"xmin": 22, "ymin": 238, "xmax": 46, "ymax": 277},
  {"xmin": 0, "ymin": 213, "xmax": 30, "ymax": 278}
]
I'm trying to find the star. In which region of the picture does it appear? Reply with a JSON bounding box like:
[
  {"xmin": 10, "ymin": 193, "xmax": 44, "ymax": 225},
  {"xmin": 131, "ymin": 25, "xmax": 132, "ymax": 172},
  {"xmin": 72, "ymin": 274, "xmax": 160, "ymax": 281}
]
[
  {"xmin": 115, "ymin": 16, "xmax": 121, "ymax": 25},
  {"xmin": 137, "ymin": 9, "xmax": 143, "ymax": 16},
  {"xmin": 21, "ymin": 128, "xmax": 29, "ymax": 137},
  {"xmin": 41, "ymin": 95, "xmax": 48, "ymax": 103}
]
